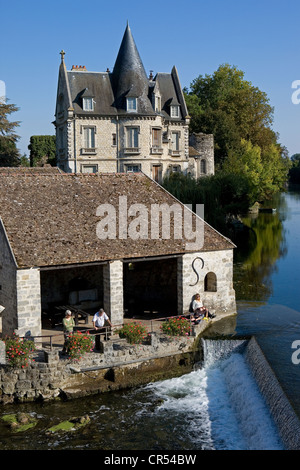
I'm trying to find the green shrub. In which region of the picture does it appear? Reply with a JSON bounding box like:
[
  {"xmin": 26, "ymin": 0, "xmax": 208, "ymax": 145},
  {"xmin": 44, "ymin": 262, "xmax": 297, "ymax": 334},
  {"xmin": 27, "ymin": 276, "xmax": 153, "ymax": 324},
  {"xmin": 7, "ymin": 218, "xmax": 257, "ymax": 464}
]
[
  {"xmin": 160, "ymin": 316, "xmax": 191, "ymax": 337},
  {"xmin": 116, "ymin": 322, "xmax": 147, "ymax": 344}
]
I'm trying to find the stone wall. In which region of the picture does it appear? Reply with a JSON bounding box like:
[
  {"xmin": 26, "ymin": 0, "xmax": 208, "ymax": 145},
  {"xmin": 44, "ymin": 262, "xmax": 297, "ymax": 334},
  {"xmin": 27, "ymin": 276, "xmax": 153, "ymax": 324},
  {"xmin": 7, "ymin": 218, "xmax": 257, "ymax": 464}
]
[
  {"xmin": 103, "ymin": 260, "xmax": 124, "ymax": 326},
  {"xmin": 189, "ymin": 133, "xmax": 214, "ymax": 177},
  {"xmin": 0, "ymin": 327, "xmax": 207, "ymax": 403},
  {"xmin": 15, "ymin": 269, "xmax": 42, "ymax": 338},
  {"xmin": 177, "ymin": 249, "xmax": 236, "ymax": 315},
  {"xmin": 0, "ymin": 222, "xmax": 18, "ymax": 336}
]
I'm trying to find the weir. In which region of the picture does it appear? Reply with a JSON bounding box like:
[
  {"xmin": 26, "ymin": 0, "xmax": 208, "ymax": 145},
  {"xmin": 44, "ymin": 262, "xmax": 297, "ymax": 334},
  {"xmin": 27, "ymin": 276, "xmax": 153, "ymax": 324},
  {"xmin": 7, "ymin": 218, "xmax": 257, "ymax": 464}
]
[
  {"xmin": 245, "ymin": 337, "xmax": 300, "ymax": 451},
  {"xmin": 201, "ymin": 336, "xmax": 300, "ymax": 450}
]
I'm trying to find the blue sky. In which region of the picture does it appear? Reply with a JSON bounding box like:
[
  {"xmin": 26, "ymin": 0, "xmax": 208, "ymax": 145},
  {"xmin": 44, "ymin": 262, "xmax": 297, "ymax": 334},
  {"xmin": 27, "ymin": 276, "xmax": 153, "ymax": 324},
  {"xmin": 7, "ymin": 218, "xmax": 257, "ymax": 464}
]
[{"xmin": 1, "ymin": 0, "xmax": 299, "ymax": 158}]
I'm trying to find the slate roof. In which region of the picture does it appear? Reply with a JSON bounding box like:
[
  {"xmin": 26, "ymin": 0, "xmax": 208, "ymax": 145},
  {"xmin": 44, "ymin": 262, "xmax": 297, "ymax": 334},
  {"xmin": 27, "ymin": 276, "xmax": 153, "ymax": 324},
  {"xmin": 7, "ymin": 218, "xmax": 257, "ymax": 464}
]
[
  {"xmin": 61, "ymin": 24, "xmax": 188, "ymax": 120},
  {"xmin": 0, "ymin": 173, "xmax": 234, "ymax": 269}
]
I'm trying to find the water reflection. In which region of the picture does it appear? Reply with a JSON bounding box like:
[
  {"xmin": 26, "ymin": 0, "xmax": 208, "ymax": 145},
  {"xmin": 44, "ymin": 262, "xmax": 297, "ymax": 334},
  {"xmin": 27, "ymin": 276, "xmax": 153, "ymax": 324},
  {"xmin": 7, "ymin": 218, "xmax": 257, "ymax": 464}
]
[{"xmin": 233, "ymin": 194, "xmax": 288, "ymax": 302}]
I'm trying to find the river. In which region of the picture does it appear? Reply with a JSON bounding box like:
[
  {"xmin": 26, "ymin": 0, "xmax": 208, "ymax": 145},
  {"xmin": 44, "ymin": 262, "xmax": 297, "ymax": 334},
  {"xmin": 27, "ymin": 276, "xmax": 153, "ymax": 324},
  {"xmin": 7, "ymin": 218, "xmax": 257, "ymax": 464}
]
[{"xmin": 0, "ymin": 188, "xmax": 299, "ymax": 450}]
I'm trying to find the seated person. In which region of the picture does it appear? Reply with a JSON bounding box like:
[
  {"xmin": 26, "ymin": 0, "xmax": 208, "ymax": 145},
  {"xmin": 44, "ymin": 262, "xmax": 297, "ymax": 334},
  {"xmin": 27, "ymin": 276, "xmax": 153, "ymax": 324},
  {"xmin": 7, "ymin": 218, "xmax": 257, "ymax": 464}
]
[
  {"xmin": 191, "ymin": 293, "xmax": 209, "ymax": 323},
  {"xmin": 191, "ymin": 294, "xmax": 216, "ymax": 323}
]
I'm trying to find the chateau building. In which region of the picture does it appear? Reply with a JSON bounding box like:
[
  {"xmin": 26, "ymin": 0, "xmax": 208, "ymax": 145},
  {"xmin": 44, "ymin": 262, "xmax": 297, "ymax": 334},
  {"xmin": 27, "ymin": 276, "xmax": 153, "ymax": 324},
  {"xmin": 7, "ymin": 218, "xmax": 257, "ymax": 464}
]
[{"xmin": 54, "ymin": 24, "xmax": 214, "ymax": 181}]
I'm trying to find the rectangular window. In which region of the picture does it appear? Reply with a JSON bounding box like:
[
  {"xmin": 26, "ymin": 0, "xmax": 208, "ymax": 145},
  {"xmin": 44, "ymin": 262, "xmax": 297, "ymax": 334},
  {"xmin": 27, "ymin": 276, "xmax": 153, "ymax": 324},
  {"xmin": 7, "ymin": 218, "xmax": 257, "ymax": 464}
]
[
  {"xmin": 155, "ymin": 95, "xmax": 161, "ymax": 112},
  {"xmin": 112, "ymin": 133, "xmax": 117, "ymax": 146},
  {"xmin": 171, "ymin": 131, "xmax": 179, "ymax": 151},
  {"xmin": 83, "ymin": 97, "xmax": 94, "ymax": 111},
  {"xmin": 152, "ymin": 128, "xmax": 161, "ymax": 147},
  {"xmin": 127, "ymin": 127, "xmax": 139, "ymax": 148},
  {"xmin": 126, "ymin": 165, "xmax": 140, "ymax": 173},
  {"xmin": 82, "ymin": 165, "xmax": 98, "ymax": 173},
  {"xmin": 84, "ymin": 127, "xmax": 95, "ymax": 149},
  {"xmin": 126, "ymin": 97, "xmax": 137, "ymax": 112},
  {"xmin": 170, "ymin": 105, "xmax": 180, "ymax": 118}
]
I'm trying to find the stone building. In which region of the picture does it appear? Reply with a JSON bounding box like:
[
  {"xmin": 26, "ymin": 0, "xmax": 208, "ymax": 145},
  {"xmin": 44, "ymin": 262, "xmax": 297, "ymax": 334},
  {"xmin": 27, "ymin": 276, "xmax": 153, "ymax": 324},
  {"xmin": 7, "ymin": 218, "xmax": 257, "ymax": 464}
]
[
  {"xmin": 0, "ymin": 170, "xmax": 235, "ymax": 339},
  {"xmin": 53, "ymin": 24, "xmax": 214, "ymax": 182}
]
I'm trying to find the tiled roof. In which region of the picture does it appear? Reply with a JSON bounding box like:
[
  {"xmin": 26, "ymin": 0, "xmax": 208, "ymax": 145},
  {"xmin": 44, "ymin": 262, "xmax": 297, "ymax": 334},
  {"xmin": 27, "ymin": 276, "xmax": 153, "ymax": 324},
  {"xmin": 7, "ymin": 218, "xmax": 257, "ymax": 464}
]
[
  {"xmin": 0, "ymin": 172, "xmax": 234, "ymax": 268},
  {"xmin": 0, "ymin": 166, "xmax": 63, "ymax": 175}
]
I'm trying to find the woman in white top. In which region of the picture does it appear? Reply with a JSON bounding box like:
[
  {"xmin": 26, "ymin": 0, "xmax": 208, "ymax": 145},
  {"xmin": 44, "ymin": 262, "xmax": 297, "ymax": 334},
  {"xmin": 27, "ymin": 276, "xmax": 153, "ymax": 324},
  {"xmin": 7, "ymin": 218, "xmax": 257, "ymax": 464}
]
[{"xmin": 192, "ymin": 294, "xmax": 208, "ymax": 320}]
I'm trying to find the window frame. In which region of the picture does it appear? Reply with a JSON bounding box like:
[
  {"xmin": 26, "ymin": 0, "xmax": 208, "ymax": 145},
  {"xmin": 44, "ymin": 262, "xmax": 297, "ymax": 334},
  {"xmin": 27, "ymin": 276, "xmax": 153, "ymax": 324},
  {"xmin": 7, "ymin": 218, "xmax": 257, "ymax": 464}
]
[
  {"xmin": 83, "ymin": 126, "xmax": 96, "ymax": 149},
  {"xmin": 82, "ymin": 97, "xmax": 94, "ymax": 112},
  {"xmin": 126, "ymin": 97, "xmax": 137, "ymax": 113},
  {"xmin": 126, "ymin": 126, "xmax": 139, "ymax": 149},
  {"xmin": 170, "ymin": 105, "xmax": 180, "ymax": 118}
]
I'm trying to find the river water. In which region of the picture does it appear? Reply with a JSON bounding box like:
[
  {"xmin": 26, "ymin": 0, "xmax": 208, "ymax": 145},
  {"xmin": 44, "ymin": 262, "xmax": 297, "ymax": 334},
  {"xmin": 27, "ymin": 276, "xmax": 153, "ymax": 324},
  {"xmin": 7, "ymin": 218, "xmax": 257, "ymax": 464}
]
[{"xmin": 0, "ymin": 189, "xmax": 299, "ymax": 450}]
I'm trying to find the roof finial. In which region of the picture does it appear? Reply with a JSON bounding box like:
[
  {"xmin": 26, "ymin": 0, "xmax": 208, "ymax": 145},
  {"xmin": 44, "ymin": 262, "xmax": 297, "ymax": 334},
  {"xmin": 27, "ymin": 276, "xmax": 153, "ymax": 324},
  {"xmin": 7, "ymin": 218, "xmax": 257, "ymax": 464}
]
[{"xmin": 60, "ymin": 50, "xmax": 66, "ymax": 63}]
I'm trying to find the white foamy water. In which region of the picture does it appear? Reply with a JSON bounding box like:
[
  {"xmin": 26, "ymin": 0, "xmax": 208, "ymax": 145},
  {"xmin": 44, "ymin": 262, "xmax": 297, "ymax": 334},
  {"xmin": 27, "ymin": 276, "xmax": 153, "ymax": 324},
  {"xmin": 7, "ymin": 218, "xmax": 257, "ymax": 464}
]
[{"xmin": 146, "ymin": 340, "xmax": 284, "ymax": 450}]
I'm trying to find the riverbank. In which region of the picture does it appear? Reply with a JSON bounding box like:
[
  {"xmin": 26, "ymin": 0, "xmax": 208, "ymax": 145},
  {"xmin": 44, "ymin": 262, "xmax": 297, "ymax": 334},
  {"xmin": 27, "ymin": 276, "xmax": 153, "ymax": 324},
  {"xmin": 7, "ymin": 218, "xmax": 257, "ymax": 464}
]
[{"xmin": 0, "ymin": 315, "xmax": 222, "ymax": 404}]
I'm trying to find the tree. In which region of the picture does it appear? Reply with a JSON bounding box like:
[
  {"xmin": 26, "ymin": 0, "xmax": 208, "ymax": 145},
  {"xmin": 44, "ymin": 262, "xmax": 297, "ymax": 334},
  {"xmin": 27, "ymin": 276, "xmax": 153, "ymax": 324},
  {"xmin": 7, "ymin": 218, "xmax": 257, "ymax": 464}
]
[
  {"xmin": 28, "ymin": 135, "xmax": 56, "ymax": 167},
  {"xmin": 289, "ymin": 153, "xmax": 300, "ymax": 184},
  {"xmin": 184, "ymin": 64, "xmax": 278, "ymax": 165},
  {"xmin": 0, "ymin": 100, "xmax": 21, "ymax": 166},
  {"xmin": 222, "ymin": 140, "xmax": 290, "ymax": 203}
]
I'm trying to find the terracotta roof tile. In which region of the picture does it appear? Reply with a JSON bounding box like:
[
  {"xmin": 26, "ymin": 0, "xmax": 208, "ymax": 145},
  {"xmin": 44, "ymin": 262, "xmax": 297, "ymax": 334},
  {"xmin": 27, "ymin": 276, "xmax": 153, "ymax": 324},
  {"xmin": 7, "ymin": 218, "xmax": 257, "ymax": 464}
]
[{"xmin": 0, "ymin": 172, "xmax": 234, "ymax": 268}]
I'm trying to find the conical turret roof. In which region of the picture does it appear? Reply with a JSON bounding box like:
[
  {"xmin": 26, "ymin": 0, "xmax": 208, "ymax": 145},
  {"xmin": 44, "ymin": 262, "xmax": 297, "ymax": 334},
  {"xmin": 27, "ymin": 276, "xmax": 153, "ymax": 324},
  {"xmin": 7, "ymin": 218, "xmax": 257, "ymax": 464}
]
[{"xmin": 111, "ymin": 23, "xmax": 154, "ymax": 114}]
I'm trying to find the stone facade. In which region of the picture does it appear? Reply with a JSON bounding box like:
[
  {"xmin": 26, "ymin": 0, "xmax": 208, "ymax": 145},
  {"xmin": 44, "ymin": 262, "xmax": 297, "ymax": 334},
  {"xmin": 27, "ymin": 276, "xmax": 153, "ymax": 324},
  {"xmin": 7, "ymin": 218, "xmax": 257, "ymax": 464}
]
[
  {"xmin": 177, "ymin": 250, "xmax": 236, "ymax": 315},
  {"xmin": 0, "ymin": 221, "xmax": 17, "ymax": 336},
  {"xmin": 189, "ymin": 133, "xmax": 215, "ymax": 178},
  {"xmin": 15, "ymin": 269, "xmax": 42, "ymax": 338},
  {"xmin": 57, "ymin": 116, "xmax": 192, "ymax": 181},
  {"xmin": 54, "ymin": 25, "xmax": 214, "ymax": 182},
  {"xmin": 103, "ymin": 261, "xmax": 124, "ymax": 326}
]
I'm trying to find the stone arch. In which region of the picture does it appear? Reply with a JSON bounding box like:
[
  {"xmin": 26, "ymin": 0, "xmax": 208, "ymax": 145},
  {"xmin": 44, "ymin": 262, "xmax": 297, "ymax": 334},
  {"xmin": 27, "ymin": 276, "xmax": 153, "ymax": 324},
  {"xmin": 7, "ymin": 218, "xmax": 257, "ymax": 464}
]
[{"xmin": 204, "ymin": 272, "xmax": 217, "ymax": 292}]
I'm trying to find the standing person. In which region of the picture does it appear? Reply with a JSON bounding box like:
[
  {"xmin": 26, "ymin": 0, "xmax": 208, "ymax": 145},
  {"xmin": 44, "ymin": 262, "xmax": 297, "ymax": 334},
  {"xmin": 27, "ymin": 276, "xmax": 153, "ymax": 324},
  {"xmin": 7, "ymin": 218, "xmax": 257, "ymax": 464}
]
[
  {"xmin": 92, "ymin": 308, "xmax": 113, "ymax": 349},
  {"xmin": 62, "ymin": 310, "xmax": 75, "ymax": 353}
]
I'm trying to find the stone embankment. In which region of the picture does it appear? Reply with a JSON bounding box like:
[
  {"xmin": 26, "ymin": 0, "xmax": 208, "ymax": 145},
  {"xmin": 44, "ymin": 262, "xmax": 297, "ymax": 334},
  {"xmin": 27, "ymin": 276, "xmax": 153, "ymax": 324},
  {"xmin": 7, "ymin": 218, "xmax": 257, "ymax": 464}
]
[{"xmin": 0, "ymin": 321, "xmax": 209, "ymax": 404}]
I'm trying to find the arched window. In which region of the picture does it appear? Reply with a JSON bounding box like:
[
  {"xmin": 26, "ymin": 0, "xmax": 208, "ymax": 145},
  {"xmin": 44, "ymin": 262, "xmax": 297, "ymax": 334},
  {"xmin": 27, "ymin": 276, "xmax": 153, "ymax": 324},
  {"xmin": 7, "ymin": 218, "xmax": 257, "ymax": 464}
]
[
  {"xmin": 204, "ymin": 272, "xmax": 217, "ymax": 292},
  {"xmin": 200, "ymin": 159, "xmax": 207, "ymax": 174}
]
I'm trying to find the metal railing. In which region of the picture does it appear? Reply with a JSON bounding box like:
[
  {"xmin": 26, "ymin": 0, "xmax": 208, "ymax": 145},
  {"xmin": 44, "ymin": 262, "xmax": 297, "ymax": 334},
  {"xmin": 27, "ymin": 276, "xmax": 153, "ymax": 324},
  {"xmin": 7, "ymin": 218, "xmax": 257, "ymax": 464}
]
[{"xmin": 19, "ymin": 314, "xmax": 195, "ymax": 351}]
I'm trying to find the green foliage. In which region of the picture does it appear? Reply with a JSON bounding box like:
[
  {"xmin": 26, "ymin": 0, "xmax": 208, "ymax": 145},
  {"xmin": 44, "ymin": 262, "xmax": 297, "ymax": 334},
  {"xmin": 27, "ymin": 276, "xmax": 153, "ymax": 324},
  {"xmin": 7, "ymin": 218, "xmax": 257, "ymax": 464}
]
[
  {"xmin": 28, "ymin": 135, "xmax": 56, "ymax": 167},
  {"xmin": 222, "ymin": 140, "xmax": 290, "ymax": 203},
  {"xmin": 4, "ymin": 334, "xmax": 36, "ymax": 368},
  {"xmin": 185, "ymin": 64, "xmax": 278, "ymax": 165},
  {"xmin": 0, "ymin": 100, "xmax": 21, "ymax": 167},
  {"xmin": 160, "ymin": 316, "xmax": 191, "ymax": 337},
  {"xmin": 162, "ymin": 172, "xmax": 250, "ymax": 233},
  {"xmin": 116, "ymin": 322, "xmax": 147, "ymax": 344},
  {"xmin": 289, "ymin": 154, "xmax": 300, "ymax": 184},
  {"xmin": 67, "ymin": 331, "xmax": 94, "ymax": 360}
]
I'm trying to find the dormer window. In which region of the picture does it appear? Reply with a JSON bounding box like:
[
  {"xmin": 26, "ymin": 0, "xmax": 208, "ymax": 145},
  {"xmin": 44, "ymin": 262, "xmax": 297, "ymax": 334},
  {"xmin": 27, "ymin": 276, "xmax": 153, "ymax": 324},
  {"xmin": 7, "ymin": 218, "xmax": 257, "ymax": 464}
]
[
  {"xmin": 155, "ymin": 95, "xmax": 161, "ymax": 112},
  {"xmin": 170, "ymin": 105, "xmax": 180, "ymax": 118},
  {"xmin": 83, "ymin": 97, "xmax": 94, "ymax": 111},
  {"xmin": 126, "ymin": 97, "xmax": 137, "ymax": 112}
]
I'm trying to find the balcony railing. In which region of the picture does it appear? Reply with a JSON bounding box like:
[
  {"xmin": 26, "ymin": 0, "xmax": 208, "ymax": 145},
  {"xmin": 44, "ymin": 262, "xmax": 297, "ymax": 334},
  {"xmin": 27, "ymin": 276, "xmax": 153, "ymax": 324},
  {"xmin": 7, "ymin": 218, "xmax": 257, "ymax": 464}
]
[
  {"xmin": 169, "ymin": 149, "xmax": 181, "ymax": 157},
  {"xmin": 151, "ymin": 146, "xmax": 163, "ymax": 155},
  {"xmin": 81, "ymin": 148, "xmax": 97, "ymax": 155},
  {"xmin": 123, "ymin": 147, "xmax": 140, "ymax": 155}
]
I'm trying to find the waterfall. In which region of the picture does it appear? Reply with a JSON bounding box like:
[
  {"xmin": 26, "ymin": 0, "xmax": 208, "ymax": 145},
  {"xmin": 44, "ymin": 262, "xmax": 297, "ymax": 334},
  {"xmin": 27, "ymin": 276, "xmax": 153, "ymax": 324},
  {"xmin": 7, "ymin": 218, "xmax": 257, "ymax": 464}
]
[
  {"xmin": 201, "ymin": 338, "xmax": 247, "ymax": 367},
  {"xmin": 245, "ymin": 337, "xmax": 300, "ymax": 451},
  {"xmin": 148, "ymin": 337, "xmax": 284, "ymax": 450},
  {"xmin": 200, "ymin": 338, "xmax": 284, "ymax": 450}
]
